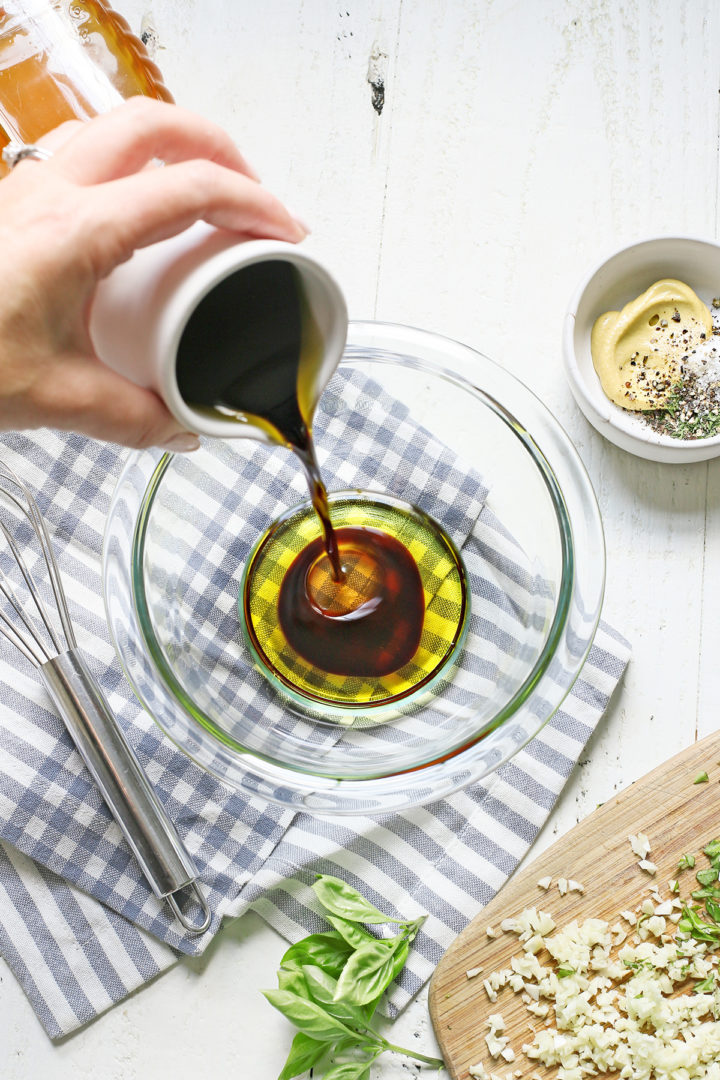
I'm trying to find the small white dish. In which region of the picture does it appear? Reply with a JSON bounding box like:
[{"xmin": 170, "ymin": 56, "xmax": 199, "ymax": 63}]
[{"xmin": 564, "ymin": 236, "xmax": 720, "ymax": 463}]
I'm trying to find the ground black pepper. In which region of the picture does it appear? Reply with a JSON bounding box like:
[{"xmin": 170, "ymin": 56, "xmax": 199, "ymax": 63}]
[
  {"xmin": 642, "ymin": 376, "xmax": 720, "ymax": 440},
  {"xmin": 636, "ymin": 302, "xmax": 720, "ymax": 440}
]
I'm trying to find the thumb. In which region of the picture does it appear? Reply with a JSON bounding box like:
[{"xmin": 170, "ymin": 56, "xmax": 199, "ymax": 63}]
[{"xmin": 32, "ymin": 355, "xmax": 201, "ymax": 451}]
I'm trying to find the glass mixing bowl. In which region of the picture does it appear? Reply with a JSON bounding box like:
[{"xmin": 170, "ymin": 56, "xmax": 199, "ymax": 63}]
[{"xmin": 103, "ymin": 322, "xmax": 605, "ymax": 814}]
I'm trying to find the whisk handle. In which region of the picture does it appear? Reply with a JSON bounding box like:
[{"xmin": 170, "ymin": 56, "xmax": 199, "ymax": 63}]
[{"xmin": 40, "ymin": 648, "xmax": 211, "ymax": 934}]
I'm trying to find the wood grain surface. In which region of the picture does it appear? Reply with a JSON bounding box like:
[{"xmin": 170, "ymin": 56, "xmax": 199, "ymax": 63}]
[{"xmin": 429, "ymin": 730, "xmax": 720, "ymax": 1080}]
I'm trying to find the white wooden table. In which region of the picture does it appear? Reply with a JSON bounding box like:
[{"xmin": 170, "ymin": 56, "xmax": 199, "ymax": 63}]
[{"xmin": 3, "ymin": 1, "xmax": 719, "ymax": 1075}]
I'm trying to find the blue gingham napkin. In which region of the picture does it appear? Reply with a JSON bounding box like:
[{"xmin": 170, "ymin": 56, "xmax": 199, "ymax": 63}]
[{"xmin": 0, "ymin": 371, "xmax": 630, "ymax": 1038}]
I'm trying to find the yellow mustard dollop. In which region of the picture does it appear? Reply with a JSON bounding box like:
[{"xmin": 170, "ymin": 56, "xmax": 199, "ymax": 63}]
[{"xmin": 590, "ymin": 279, "xmax": 712, "ymax": 410}]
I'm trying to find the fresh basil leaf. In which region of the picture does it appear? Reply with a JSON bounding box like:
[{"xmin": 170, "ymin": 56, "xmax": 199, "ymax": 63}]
[
  {"xmin": 280, "ymin": 932, "xmax": 353, "ymax": 978},
  {"xmin": 277, "ymin": 1031, "xmax": 327, "ymax": 1080},
  {"xmin": 388, "ymin": 939, "xmax": 410, "ymax": 984},
  {"xmin": 334, "ymin": 1036, "xmax": 370, "ymax": 1056},
  {"xmin": 262, "ymin": 990, "xmax": 357, "ymax": 1043},
  {"xmin": 325, "ymin": 915, "xmax": 388, "ymax": 951},
  {"xmin": 404, "ymin": 915, "xmax": 426, "ymax": 939},
  {"xmin": 314, "ymin": 997, "xmax": 371, "ymax": 1031},
  {"xmin": 262, "ymin": 891, "xmax": 443, "ymax": 1075},
  {"xmin": 313, "ymin": 875, "xmax": 404, "ymax": 925},
  {"xmin": 320, "ymin": 1063, "xmax": 373, "ymax": 1080},
  {"xmin": 334, "ymin": 942, "xmax": 400, "ymax": 1006},
  {"xmin": 360, "ymin": 940, "xmax": 410, "ymax": 1020},
  {"xmin": 301, "ymin": 965, "xmax": 369, "ymax": 1029},
  {"xmin": 301, "ymin": 964, "xmax": 338, "ymax": 1004},
  {"xmin": 277, "ymin": 966, "xmax": 309, "ymax": 998}
]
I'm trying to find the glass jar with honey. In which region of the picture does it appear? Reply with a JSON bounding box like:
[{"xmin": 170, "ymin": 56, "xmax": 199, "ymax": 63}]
[{"xmin": 0, "ymin": 0, "xmax": 172, "ymax": 170}]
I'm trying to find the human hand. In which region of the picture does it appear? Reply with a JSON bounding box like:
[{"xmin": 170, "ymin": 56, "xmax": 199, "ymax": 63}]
[{"xmin": 0, "ymin": 98, "xmax": 308, "ymax": 451}]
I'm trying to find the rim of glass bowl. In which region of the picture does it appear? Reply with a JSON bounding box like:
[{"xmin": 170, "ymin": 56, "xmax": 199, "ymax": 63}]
[{"xmin": 103, "ymin": 321, "xmax": 605, "ymax": 815}]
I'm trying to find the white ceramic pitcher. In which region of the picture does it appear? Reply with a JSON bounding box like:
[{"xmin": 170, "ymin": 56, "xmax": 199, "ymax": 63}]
[{"xmin": 89, "ymin": 222, "xmax": 348, "ymax": 443}]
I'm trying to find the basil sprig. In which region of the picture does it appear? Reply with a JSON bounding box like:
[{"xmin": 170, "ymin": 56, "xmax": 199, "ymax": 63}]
[{"xmin": 263, "ymin": 874, "xmax": 444, "ymax": 1079}]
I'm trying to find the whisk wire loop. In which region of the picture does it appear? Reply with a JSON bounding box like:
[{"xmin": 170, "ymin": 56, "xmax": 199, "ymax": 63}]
[
  {"xmin": 0, "ymin": 457, "xmax": 210, "ymax": 934},
  {"xmin": 0, "ymin": 606, "xmax": 46, "ymax": 665},
  {"xmin": 0, "ymin": 462, "xmax": 76, "ymax": 650},
  {"xmin": 0, "ymin": 522, "xmax": 60, "ymax": 660}
]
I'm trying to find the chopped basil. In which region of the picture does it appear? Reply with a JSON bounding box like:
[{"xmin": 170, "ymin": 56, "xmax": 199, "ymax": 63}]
[{"xmin": 624, "ymin": 959, "xmax": 653, "ymax": 971}]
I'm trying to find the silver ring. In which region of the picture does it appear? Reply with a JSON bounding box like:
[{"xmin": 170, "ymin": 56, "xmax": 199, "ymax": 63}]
[{"xmin": 2, "ymin": 142, "xmax": 53, "ymax": 170}]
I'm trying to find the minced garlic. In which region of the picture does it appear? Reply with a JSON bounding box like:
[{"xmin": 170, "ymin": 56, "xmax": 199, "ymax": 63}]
[
  {"xmin": 629, "ymin": 832, "xmax": 652, "ymax": 859},
  {"xmin": 471, "ymin": 875, "xmax": 720, "ymax": 1078}
]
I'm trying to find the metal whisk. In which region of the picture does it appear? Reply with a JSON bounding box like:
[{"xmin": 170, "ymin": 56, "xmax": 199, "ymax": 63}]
[{"xmin": 0, "ymin": 459, "xmax": 210, "ymax": 934}]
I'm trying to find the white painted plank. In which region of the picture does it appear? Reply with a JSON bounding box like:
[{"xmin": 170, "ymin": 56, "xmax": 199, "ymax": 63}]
[
  {"xmin": 120, "ymin": 0, "xmax": 402, "ymax": 315},
  {"xmin": 696, "ymin": 458, "xmax": 720, "ymax": 740},
  {"xmin": 375, "ymin": 1, "xmax": 720, "ymax": 855}
]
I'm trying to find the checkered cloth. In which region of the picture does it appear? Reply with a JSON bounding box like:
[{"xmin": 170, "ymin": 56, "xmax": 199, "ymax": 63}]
[{"xmin": 0, "ymin": 370, "xmax": 631, "ymax": 1038}]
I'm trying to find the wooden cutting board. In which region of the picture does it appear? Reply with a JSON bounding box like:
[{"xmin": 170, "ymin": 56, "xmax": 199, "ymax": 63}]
[{"xmin": 428, "ymin": 730, "xmax": 720, "ymax": 1079}]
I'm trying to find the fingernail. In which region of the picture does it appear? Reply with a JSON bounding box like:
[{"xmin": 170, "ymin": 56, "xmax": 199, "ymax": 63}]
[
  {"xmin": 162, "ymin": 433, "xmax": 201, "ymax": 453},
  {"xmin": 287, "ymin": 208, "xmax": 312, "ymax": 235},
  {"xmin": 235, "ymin": 146, "xmax": 260, "ymax": 182}
]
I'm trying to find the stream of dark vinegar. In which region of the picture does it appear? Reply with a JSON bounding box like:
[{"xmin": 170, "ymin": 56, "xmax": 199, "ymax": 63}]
[
  {"xmin": 293, "ymin": 442, "xmax": 343, "ymax": 581},
  {"xmin": 175, "ymin": 258, "xmax": 343, "ymax": 579},
  {"xmin": 174, "ymin": 258, "xmax": 428, "ymax": 678}
]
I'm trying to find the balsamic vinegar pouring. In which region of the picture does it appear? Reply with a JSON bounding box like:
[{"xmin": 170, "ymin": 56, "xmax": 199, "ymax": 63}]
[{"xmin": 175, "ymin": 260, "xmax": 458, "ymax": 688}]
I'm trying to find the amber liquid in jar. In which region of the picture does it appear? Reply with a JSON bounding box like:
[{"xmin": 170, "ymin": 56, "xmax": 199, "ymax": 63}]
[{"xmin": 0, "ymin": 1, "xmax": 172, "ymax": 167}]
